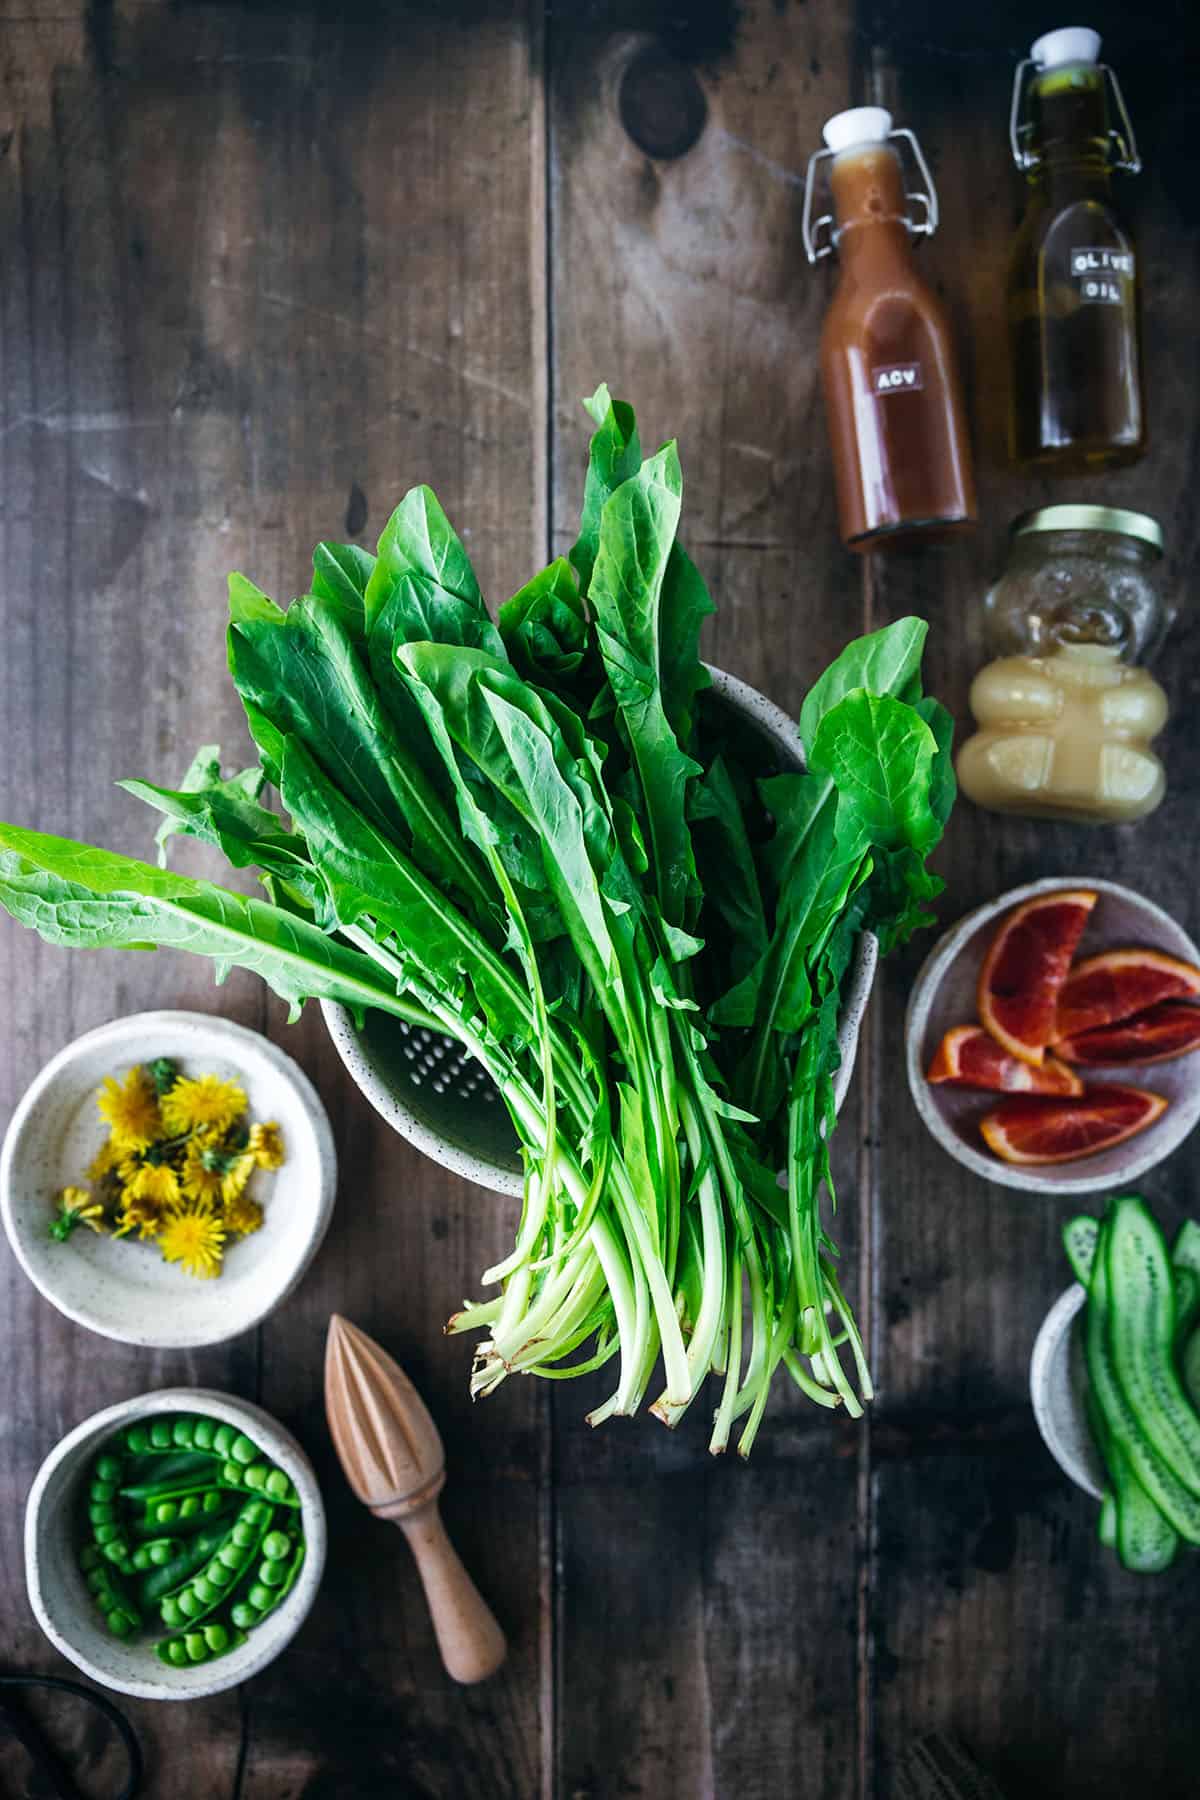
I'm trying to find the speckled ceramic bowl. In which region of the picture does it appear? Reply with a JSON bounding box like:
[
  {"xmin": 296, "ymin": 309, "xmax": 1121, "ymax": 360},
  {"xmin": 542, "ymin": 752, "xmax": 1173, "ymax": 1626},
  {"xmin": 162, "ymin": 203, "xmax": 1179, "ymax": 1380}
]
[
  {"xmin": 25, "ymin": 1387, "xmax": 326, "ymax": 1700},
  {"xmin": 321, "ymin": 665, "xmax": 880, "ymax": 1196},
  {"xmin": 906, "ymin": 878, "xmax": 1200, "ymax": 1196},
  {"xmin": 1030, "ymin": 1286, "xmax": 1105, "ymax": 1499},
  {"xmin": 1, "ymin": 1012, "xmax": 337, "ymax": 1347}
]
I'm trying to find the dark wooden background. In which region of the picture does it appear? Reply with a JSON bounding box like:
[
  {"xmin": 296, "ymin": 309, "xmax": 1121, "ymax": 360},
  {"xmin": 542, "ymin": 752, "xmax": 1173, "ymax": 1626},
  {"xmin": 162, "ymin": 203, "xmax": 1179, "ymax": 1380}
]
[{"xmin": 2, "ymin": 1, "xmax": 1199, "ymax": 1795}]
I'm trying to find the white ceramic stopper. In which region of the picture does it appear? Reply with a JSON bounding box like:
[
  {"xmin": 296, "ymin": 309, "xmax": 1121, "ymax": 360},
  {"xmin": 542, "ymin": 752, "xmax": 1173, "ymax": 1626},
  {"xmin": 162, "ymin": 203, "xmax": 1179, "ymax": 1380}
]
[
  {"xmin": 1031, "ymin": 26, "xmax": 1101, "ymax": 68},
  {"xmin": 821, "ymin": 107, "xmax": 893, "ymax": 156}
]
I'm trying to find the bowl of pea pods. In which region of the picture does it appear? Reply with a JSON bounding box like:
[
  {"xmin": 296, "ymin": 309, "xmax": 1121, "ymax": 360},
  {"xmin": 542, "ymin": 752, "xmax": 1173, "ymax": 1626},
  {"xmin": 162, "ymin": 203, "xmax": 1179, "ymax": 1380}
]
[{"xmin": 24, "ymin": 1387, "xmax": 326, "ymax": 1699}]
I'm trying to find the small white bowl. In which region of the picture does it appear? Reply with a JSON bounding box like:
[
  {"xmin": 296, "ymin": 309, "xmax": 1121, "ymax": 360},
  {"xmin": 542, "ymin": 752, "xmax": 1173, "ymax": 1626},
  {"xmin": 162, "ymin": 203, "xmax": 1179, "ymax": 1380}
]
[
  {"xmin": 1030, "ymin": 1286, "xmax": 1105, "ymax": 1498},
  {"xmin": 906, "ymin": 878, "xmax": 1200, "ymax": 1195},
  {"xmin": 321, "ymin": 664, "xmax": 879, "ymax": 1197},
  {"xmin": 25, "ymin": 1387, "xmax": 327, "ymax": 1700},
  {"xmin": 1, "ymin": 1011, "xmax": 337, "ymax": 1347}
]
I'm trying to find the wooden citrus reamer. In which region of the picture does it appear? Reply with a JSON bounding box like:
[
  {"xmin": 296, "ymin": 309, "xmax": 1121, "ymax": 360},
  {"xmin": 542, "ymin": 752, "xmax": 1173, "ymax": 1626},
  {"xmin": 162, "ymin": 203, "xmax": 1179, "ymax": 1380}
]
[{"xmin": 324, "ymin": 1314, "xmax": 507, "ymax": 1684}]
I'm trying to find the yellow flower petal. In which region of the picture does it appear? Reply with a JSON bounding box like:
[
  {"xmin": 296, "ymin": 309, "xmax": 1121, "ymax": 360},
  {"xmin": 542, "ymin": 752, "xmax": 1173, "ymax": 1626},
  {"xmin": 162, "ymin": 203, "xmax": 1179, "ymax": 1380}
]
[
  {"xmin": 96, "ymin": 1069, "xmax": 161, "ymax": 1153},
  {"xmin": 57, "ymin": 1187, "xmax": 106, "ymax": 1233},
  {"xmin": 121, "ymin": 1161, "xmax": 180, "ymax": 1207},
  {"xmin": 180, "ymin": 1143, "xmax": 225, "ymax": 1206},
  {"xmin": 87, "ymin": 1140, "xmax": 122, "ymax": 1184},
  {"xmin": 222, "ymin": 1193, "xmax": 264, "ymax": 1238},
  {"xmin": 161, "ymin": 1074, "xmax": 247, "ymax": 1138},
  {"xmin": 159, "ymin": 1204, "xmax": 225, "ymax": 1279},
  {"xmin": 248, "ymin": 1122, "xmax": 285, "ymax": 1170},
  {"xmin": 113, "ymin": 1194, "xmax": 165, "ymax": 1240},
  {"xmin": 220, "ymin": 1154, "xmax": 256, "ymax": 1205}
]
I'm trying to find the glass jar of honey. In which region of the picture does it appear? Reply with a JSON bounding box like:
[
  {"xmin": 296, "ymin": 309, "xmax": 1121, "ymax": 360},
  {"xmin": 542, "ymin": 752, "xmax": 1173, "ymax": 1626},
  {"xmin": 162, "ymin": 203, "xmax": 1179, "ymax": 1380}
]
[{"xmin": 957, "ymin": 506, "xmax": 1169, "ymax": 824}]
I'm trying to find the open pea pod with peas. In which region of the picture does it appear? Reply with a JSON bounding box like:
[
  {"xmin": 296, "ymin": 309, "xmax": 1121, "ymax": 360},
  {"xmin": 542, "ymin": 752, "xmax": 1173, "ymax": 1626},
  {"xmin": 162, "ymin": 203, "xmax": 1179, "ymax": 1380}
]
[{"xmin": 75, "ymin": 1412, "xmax": 306, "ymax": 1669}]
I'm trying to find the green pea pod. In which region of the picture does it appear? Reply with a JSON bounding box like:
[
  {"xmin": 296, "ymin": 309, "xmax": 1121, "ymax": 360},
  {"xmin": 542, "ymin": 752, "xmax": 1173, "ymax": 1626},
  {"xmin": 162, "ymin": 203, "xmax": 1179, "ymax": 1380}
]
[
  {"xmin": 130, "ymin": 1495, "xmax": 238, "ymax": 1541},
  {"xmin": 79, "ymin": 1542, "xmax": 142, "ymax": 1638},
  {"xmin": 131, "ymin": 1537, "xmax": 184, "ymax": 1573},
  {"xmin": 120, "ymin": 1452, "xmax": 221, "ymax": 1497},
  {"xmin": 159, "ymin": 1500, "xmax": 275, "ymax": 1631},
  {"xmin": 136, "ymin": 1522, "xmax": 235, "ymax": 1609},
  {"xmin": 232, "ymin": 1533, "xmax": 306, "ymax": 1631},
  {"xmin": 155, "ymin": 1619, "xmax": 248, "ymax": 1667}
]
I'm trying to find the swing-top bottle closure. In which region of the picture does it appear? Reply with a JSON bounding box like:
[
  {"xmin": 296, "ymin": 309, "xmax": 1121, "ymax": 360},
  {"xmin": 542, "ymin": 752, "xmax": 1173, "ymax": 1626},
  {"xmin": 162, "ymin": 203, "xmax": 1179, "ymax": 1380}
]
[
  {"xmin": 1009, "ymin": 26, "xmax": 1141, "ymax": 174},
  {"xmin": 802, "ymin": 107, "xmax": 940, "ymax": 264}
]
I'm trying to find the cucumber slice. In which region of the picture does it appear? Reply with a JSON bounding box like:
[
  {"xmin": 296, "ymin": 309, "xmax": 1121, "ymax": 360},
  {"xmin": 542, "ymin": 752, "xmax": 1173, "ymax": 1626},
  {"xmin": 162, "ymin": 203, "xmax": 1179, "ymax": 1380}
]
[
  {"xmin": 1183, "ymin": 1330, "xmax": 1200, "ymax": 1413},
  {"xmin": 1110, "ymin": 1433, "xmax": 1178, "ymax": 1573},
  {"xmin": 1085, "ymin": 1237, "xmax": 1200, "ymax": 1542},
  {"xmin": 1175, "ymin": 1268, "xmax": 1200, "ymax": 1350},
  {"xmin": 1065, "ymin": 1211, "xmax": 1195, "ymax": 1329},
  {"xmin": 1063, "ymin": 1215, "xmax": 1099, "ymax": 1287},
  {"xmin": 1098, "ymin": 1491, "xmax": 1118, "ymax": 1550},
  {"xmin": 1106, "ymin": 1198, "xmax": 1200, "ymax": 1499}
]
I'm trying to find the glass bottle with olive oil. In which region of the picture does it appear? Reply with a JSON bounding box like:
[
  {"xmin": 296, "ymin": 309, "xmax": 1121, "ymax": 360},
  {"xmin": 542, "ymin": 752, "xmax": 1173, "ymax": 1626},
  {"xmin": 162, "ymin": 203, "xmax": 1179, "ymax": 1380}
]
[{"xmin": 1008, "ymin": 27, "xmax": 1144, "ymax": 470}]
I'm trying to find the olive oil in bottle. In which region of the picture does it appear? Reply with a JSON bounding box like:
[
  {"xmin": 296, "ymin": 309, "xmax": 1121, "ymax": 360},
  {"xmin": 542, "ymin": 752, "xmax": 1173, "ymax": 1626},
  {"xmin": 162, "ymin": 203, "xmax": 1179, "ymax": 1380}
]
[{"xmin": 1008, "ymin": 27, "xmax": 1144, "ymax": 470}]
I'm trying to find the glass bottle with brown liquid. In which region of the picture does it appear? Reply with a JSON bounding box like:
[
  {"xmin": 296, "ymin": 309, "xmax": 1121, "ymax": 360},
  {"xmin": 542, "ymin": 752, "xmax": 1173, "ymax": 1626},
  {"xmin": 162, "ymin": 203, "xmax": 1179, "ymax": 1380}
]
[
  {"xmin": 1008, "ymin": 28, "xmax": 1144, "ymax": 469},
  {"xmin": 803, "ymin": 107, "xmax": 977, "ymax": 551}
]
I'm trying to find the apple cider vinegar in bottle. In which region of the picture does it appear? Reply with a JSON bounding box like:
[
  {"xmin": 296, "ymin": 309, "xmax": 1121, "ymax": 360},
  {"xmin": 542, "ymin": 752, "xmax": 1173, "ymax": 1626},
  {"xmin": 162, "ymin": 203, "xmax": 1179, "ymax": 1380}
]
[
  {"xmin": 1008, "ymin": 28, "xmax": 1145, "ymax": 469},
  {"xmin": 804, "ymin": 108, "xmax": 976, "ymax": 551}
]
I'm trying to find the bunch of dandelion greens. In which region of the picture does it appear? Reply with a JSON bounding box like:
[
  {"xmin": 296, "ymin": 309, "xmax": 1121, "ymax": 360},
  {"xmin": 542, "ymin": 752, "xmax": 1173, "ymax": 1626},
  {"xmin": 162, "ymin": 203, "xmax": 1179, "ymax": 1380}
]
[
  {"xmin": 0, "ymin": 387, "xmax": 953, "ymax": 1451},
  {"xmin": 50, "ymin": 1059, "xmax": 285, "ymax": 1279}
]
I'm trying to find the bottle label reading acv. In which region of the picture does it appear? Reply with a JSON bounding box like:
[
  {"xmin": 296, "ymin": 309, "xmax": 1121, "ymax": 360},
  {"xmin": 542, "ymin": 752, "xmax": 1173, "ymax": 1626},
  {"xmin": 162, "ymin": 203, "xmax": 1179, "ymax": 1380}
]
[{"xmin": 872, "ymin": 362, "xmax": 924, "ymax": 394}]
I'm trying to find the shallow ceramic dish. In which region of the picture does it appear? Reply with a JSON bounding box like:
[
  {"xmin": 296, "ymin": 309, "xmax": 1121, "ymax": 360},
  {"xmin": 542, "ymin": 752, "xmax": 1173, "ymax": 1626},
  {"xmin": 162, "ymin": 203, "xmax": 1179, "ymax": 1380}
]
[
  {"xmin": 26, "ymin": 1387, "xmax": 326, "ymax": 1701},
  {"xmin": 321, "ymin": 665, "xmax": 880, "ymax": 1197},
  {"xmin": 1030, "ymin": 1285, "xmax": 1105, "ymax": 1499},
  {"xmin": 1, "ymin": 1011, "xmax": 336, "ymax": 1347},
  {"xmin": 906, "ymin": 878, "xmax": 1200, "ymax": 1196}
]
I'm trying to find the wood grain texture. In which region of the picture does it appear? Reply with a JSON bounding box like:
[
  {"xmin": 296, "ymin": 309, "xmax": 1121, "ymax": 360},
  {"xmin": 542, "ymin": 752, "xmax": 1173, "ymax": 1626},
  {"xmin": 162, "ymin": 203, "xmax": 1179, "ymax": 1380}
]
[
  {"xmin": 859, "ymin": 5, "xmax": 1200, "ymax": 1796},
  {"xmin": 2, "ymin": 0, "xmax": 1199, "ymax": 1796},
  {"xmin": 1, "ymin": 2, "xmax": 546, "ymax": 1796},
  {"xmin": 547, "ymin": 8, "xmax": 870, "ymax": 1796}
]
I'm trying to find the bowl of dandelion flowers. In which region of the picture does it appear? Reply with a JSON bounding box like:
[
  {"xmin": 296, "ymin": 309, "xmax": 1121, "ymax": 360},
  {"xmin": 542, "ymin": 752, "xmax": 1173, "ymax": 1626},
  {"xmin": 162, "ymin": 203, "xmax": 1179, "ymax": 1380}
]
[{"xmin": 1, "ymin": 1012, "xmax": 336, "ymax": 1347}]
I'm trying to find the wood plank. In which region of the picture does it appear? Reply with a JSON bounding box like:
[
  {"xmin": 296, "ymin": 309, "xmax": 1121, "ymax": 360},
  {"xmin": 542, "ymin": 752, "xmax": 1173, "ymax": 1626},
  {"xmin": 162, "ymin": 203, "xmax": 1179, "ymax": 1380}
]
[
  {"xmin": 859, "ymin": 3, "xmax": 1200, "ymax": 1791},
  {"xmin": 1, "ymin": 3, "xmax": 547, "ymax": 1795},
  {"xmin": 548, "ymin": 5, "xmax": 871, "ymax": 1793}
]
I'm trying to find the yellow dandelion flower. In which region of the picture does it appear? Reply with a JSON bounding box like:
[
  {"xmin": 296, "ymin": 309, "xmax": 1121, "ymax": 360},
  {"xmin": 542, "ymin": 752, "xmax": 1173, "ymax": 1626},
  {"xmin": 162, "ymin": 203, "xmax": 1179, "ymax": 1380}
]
[
  {"xmin": 248, "ymin": 1122, "xmax": 285, "ymax": 1169},
  {"xmin": 180, "ymin": 1143, "xmax": 225, "ymax": 1207},
  {"xmin": 121, "ymin": 1159, "xmax": 181, "ymax": 1207},
  {"xmin": 87, "ymin": 1140, "xmax": 122, "ymax": 1184},
  {"xmin": 96, "ymin": 1069, "xmax": 161, "ymax": 1153},
  {"xmin": 159, "ymin": 1203, "xmax": 225, "ymax": 1280},
  {"xmin": 113, "ymin": 1193, "xmax": 166, "ymax": 1240},
  {"xmin": 161, "ymin": 1074, "xmax": 247, "ymax": 1138},
  {"xmin": 220, "ymin": 1154, "xmax": 256, "ymax": 1205},
  {"xmin": 50, "ymin": 1186, "xmax": 107, "ymax": 1241},
  {"xmin": 222, "ymin": 1192, "xmax": 264, "ymax": 1238}
]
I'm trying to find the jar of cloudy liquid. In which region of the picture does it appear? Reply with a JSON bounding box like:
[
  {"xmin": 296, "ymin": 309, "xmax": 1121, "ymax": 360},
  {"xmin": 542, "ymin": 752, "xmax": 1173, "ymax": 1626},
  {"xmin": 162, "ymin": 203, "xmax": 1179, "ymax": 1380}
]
[{"xmin": 957, "ymin": 507, "xmax": 1170, "ymax": 824}]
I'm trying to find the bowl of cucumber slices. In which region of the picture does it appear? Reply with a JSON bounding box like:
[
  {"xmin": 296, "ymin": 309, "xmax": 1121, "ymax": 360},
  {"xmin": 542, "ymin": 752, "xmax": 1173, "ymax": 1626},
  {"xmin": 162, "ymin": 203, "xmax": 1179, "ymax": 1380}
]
[
  {"xmin": 1031, "ymin": 1196, "xmax": 1200, "ymax": 1572},
  {"xmin": 25, "ymin": 1387, "xmax": 325, "ymax": 1699}
]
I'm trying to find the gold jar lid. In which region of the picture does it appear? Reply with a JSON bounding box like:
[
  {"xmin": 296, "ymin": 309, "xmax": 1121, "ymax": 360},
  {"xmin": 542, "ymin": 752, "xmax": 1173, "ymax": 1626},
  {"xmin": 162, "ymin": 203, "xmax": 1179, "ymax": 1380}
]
[{"xmin": 1012, "ymin": 504, "xmax": 1164, "ymax": 555}]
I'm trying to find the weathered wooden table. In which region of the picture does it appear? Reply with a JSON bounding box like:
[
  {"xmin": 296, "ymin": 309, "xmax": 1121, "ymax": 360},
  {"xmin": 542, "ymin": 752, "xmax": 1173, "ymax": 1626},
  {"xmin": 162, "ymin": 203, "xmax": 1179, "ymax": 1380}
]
[{"xmin": 2, "ymin": 2, "xmax": 1198, "ymax": 1794}]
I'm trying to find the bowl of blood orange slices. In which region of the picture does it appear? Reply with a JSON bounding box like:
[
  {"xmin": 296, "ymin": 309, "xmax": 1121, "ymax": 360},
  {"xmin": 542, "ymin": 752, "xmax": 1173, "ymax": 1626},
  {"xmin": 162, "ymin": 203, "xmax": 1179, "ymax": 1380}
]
[{"xmin": 906, "ymin": 879, "xmax": 1200, "ymax": 1193}]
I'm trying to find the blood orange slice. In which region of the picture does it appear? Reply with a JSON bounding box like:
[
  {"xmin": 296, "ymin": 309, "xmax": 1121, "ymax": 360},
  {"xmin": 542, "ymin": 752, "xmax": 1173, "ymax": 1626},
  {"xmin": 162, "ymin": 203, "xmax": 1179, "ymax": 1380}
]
[
  {"xmin": 927, "ymin": 1025, "xmax": 1083, "ymax": 1095},
  {"xmin": 1055, "ymin": 999, "xmax": 1200, "ymax": 1067},
  {"xmin": 979, "ymin": 1084, "xmax": 1168, "ymax": 1166},
  {"xmin": 977, "ymin": 889, "xmax": 1097, "ymax": 1066},
  {"xmin": 1053, "ymin": 948, "xmax": 1200, "ymax": 1044}
]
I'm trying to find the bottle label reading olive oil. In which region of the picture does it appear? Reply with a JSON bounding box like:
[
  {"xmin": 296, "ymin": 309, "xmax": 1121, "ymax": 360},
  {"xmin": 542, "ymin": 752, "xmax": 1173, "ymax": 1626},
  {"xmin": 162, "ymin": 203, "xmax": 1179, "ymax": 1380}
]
[
  {"xmin": 1072, "ymin": 247, "xmax": 1135, "ymax": 306},
  {"xmin": 872, "ymin": 361, "xmax": 924, "ymax": 394}
]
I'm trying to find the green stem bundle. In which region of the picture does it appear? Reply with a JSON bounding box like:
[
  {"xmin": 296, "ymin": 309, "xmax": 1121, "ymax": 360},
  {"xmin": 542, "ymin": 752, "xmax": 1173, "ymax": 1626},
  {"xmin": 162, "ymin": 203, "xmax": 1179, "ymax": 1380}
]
[{"xmin": 0, "ymin": 387, "xmax": 955, "ymax": 1455}]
